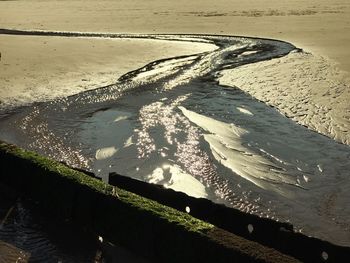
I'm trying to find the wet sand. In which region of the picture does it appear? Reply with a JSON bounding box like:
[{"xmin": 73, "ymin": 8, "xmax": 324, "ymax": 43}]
[
  {"xmin": 1, "ymin": 35, "xmax": 349, "ymax": 246},
  {"xmin": 0, "ymin": 34, "xmax": 215, "ymax": 108},
  {"xmin": 1, "ymin": 0, "xmax": 350, "ymax": 77},
  {"xmin": 0, "ymin": 0, "xmax": 349, "ymax": 255},
  {"xmin": 1, "ymin": 0, "xmax": 349, "ymax": 144},
  {"xmin": 219, "ymin": 52, "xmax": 350, "ymax": 144}
]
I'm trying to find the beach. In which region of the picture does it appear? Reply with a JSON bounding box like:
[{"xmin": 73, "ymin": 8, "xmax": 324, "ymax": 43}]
[
  {"xmin": 0, "ymin": 0, "xmax": 350, "ymax": 257},
  {"xmin": 0, "ymin": 0, "xmax": 349, "ymax": 75},
  {"xmin": 1, "ymin": 0, "xmax": 350, "ymax": 85},
  {"xmin": 0, "ymin": 34, "xmax": 215, "ymax": 108},
  {"xmin": 1, "ymin": 0, "xmax": 349, "ymax": 141}
]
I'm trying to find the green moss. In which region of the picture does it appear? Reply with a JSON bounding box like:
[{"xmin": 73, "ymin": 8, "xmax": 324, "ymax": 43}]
[
  {"xmin": 0, "ymin": 141, "xmax": 213, "ymax": 234},
  {"xmin": 0, "ymin": 141, "xmax": 111, "ymax": 193},
  {"xmin": 118, "ymin": 188, "xmax": 213, "ymax": 233},
  {"xmin": 0, "ymin": 141, "xmax": 301, "ymax": 262}
]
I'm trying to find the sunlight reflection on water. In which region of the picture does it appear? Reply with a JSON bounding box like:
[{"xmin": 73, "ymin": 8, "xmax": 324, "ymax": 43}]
[{"xmin": 1, "ymin": 35, "xmax": 350, "ymax": 246}]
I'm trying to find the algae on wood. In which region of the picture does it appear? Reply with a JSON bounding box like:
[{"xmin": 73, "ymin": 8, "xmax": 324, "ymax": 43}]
[{"xmin": 0, "ymin": 141, "xmax": 299, "ymax": 262}]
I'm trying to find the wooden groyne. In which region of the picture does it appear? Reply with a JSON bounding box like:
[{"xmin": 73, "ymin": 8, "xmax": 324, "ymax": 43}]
[
  {"xmin": 109, "ymin": 173, "xmax": 350, "ymax": 263},
  {"xmin": 2, "ymin": 141, "xmax": 350, "ymax": 262},
  {"xmin": 0, "ymin": 141, "xmax": 300, "ymax": 262}
]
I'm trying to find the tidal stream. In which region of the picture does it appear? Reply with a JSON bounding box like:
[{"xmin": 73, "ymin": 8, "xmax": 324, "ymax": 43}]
[{"xmin": 1, "ymin": 33, "xmax": 350, "ymax": 249}]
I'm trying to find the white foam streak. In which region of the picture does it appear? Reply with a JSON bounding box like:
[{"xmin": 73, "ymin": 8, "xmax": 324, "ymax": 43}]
[
  {"xmin": 95, "ymin": 146, "xmax": 118, "ymax": 160},
  {"xmin": 114, "ymin": 115, "xmax": 129, "ymax": 122},
  {"xmin": 237, "ymin": 107, "xmax": 254, "ymax": 116}
]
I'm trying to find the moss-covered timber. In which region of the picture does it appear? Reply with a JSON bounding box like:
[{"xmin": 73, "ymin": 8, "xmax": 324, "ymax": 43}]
[
  {"xmin": 109, "ymin": 173, "xmax": 350, "ymax": 263},
  {"xmin": 0, "ymin": 141, "xmax": 299, "ymax": 262}
]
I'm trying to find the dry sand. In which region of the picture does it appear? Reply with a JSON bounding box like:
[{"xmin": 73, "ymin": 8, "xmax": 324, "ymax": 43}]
[{"xmin": 0, "ymin": 0, "xmax": 349, "ymax": 75}]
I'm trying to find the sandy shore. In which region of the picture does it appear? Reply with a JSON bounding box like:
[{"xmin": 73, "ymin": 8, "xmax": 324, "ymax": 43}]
[
  {"xmin": 1, "ymin": 0, "xmax": 349, "ymax": 116},
  {"xmin": 219, "ymin": 51, "xmax": 350, "ymax": 144},
  {"xmin": 0, "ymin": 0, "xmax": 350, "ymax": 250},
  {"xmin": 0, "ymin": 240, "xmax": 30, "ymax": 262},
  {"xmin": 1, "ymin": 0, "xmax": 350, "ymax": 76},
  {"xmin": 1, "ymin": 0, "xmax": 349, "ymax": 142},
  {"xmin": 0, "ymin": 34, "xmax": 215, "ymax": 108}
]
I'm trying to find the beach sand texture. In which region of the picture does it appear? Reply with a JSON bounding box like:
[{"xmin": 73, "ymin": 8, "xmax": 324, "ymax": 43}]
[
  {"xmin": 1, "ymin": 0, "xmax": 350, "ymax": 246},
  {"xmin": 0, "ymin": 34, "xmax": 215, "ymax": 108},
  {"xmin": 1, "ymin": 0, "xmax": 349, "ymax": 144},
  {"xmin": 219, "ymin": 52, "xmax": 350, "ymax": 144},
  {"xmin": 0, "ymin": 0, "xmax": 349, "ymax": 74}
]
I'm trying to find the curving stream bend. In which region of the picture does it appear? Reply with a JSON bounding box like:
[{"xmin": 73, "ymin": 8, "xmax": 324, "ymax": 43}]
[{"xmin": 0, "ymin": 31, "xmax": 350, "ymax": 249}]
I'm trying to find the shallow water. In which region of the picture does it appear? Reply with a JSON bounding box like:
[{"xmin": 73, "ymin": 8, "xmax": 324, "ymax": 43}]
[
  {"xmin": 0, "ymin": 34, "xmax": 350, "ymax": 247},
  {"xmin": 0, "ymin": 198, "xmax": 99, "ymax": 262},
  {"xmin": 0, "ymin": 195, "xmax": 150, "ymax": 262}
]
